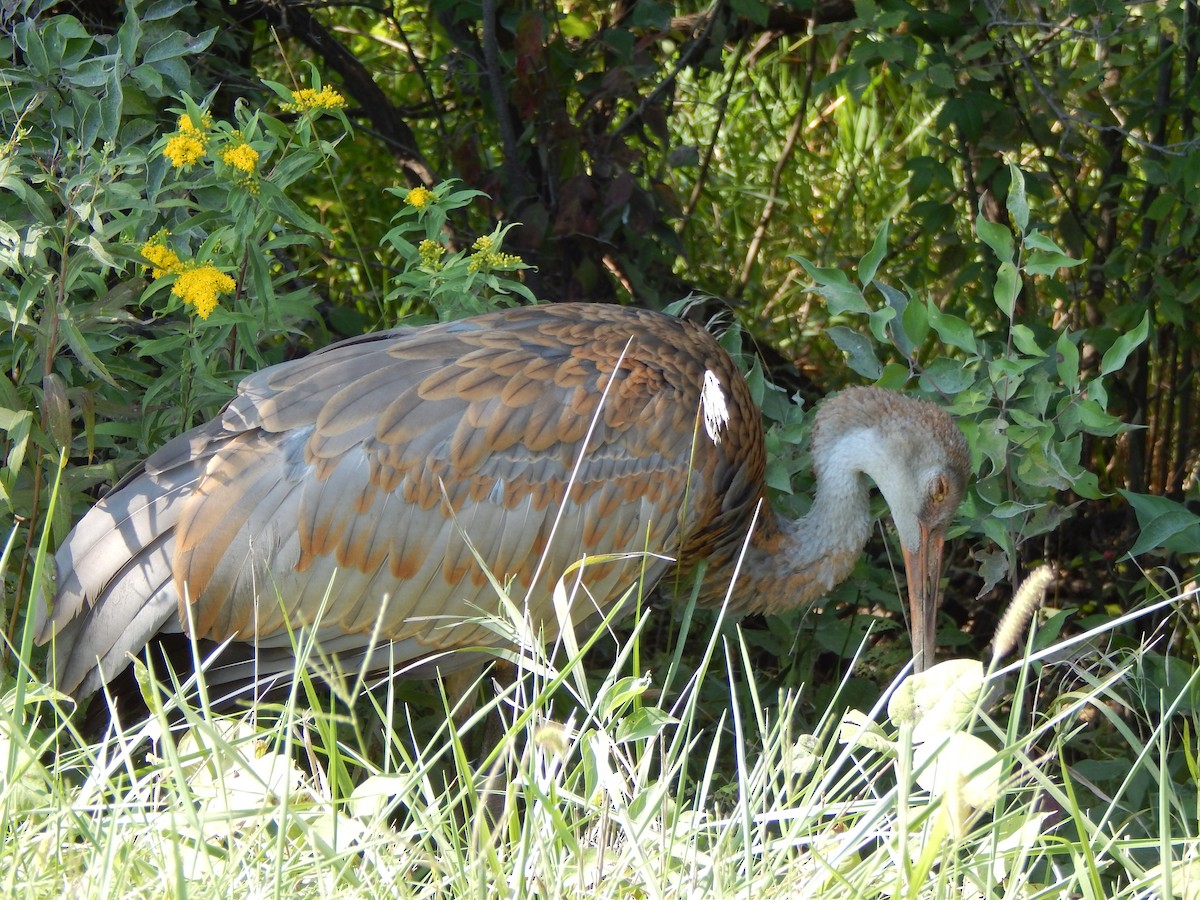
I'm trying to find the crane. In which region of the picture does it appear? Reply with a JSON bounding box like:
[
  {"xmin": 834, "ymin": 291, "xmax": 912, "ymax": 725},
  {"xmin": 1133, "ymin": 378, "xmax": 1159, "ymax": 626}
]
[{"xmin": 35, "ymin": 303, "xmax": 970, "ymax": 705}]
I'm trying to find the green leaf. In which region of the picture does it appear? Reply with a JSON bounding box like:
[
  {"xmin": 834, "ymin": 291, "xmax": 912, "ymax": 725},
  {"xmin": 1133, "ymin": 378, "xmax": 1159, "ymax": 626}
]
[
  {"xmin": 142, "ymin": 31, "xmax": 193, "ymax": 65},
  {"xmin": 974, "ymin": 547, "xmax": 1010, "ymax": 596},
  {"xmin": 1120, "ymin": 490, "xmax": 1200, "ymax": 556},
  {"xmin": 765, "ymin": 456, "xmax": 794, "ymax": 493},
  {"xmin": 901, "ymin": 291, "xmax": 929, "ymax": 348},
  {"xmin": 988, "ymin": 357, "xmax": 1028, "ymax": 401},
  {"xmin": 1055, "ymin": 332, "xmax": 1080, "ymax": 391},
  {"xmin": 826, "ymin": 326, "xmax": 882, "ymax": 379},
  {"xmin": 867, "ymin": 306, "xmax": 895, "ymax": 344},
  {"xmin": 967, "ymin": 418, "xmax": 1008, "ymax": 475},
  {"xmin": 1017, "ymin": 442, "xmax": 1073, "ymax": 490},
  {"xmin": 100, "ymin": 68, "xmax": 123, "ymax": 142},
  {"xmin": 926, "ymin": 303, "xmax": 977, "ymax": 355},
  {"xmin": 1062, "ymin": 397, "xmax": 1124, "ymax": 436},
  {"xmin": 976, "ymin": 214, "xmax": 1014, "ymax": 263},
  {"xmin": 1146, "ymin": 193, "xmax": 1176, "ymax": 221},
  {"xmin": 1022, "ymin": 230, "xmax": 1071, "ymax": 254},
  {"xmin": 1099, "ymin": 312, "xmax": 1150, "ymax": 376},
  {"xmin": 260, "ymin": 183, "xmax": 334, "ymax": 238},
  {"xmin": 858, "ymin": 221, "xmax": 890, "ymax": 287},
  {"xmin": 615, "ymin": 706, "xmax": 675, "ymax": 744},
  {"xmin": 993, "ymin": 260, "xmax": 1020, "ymax": 317},
  {"xmin": 919, "ymin": 357, "xmax": 976, "ymax": 394},
  {"xmin": 1006, "ymin": 163, "xmax": 1028, "ymax": 233},
  {"xmin": 790, "ymin": 255, "xmax": 869, "ymax": 314},
  {"xmin": 599, "ymin": 675, "xmax": 649, "ymax": 719},
  {"xmin": 1072, "ymin": 471, "xmax": 1103, "ymax": 499},
  {"xmin": 16, "ymin": 22, "xmax": 50, "ymax": 75},
  {"xmin": 0, "ymin": 407, "xmax": 33, "ymax": 476},
  {"xmin": 117, "ymin": 8, "xmax": 141, "ymax": 63},
  {"xmin": 1010, "ymin": 324, "xmax": 1045, "ymax": 357},
  {"xmin": 874, "ymin": 281, "xmax": 914, "ymax": 355},
  {"xmin": 1025, "ymin": 249, "xmax": 1085, "ymax": 276},
  {"xmin": 992, "ymin": 500, "xmax": 1039, "ymax": 519},
  {"xmin": 59, "ymin": 315, "xmax": 118, "ymax": 386}
]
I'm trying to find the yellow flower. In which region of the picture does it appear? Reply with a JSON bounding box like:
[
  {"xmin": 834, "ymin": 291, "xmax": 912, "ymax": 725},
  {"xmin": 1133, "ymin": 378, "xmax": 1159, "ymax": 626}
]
[
  {"xmin": 140, "ymin": 240, "xmax": 183, "ymax": 278},
  {"xmin": 469, "ymin": 251, "xmax": 523, "ymax": 273},
  {"xmin": 163, "ymin": 133, "xmax": 206, "ymax": 169},
  {"xmin": 418, "ymin": 239, "xmax": 444, "ymax": 268},
  {"xmin": 405, "ymin": 187, "xmax": 434, "ymax": 209},
  {"xmin": 171, "ymin": 265, "xmax": 235, "ymax": 319},
  {"xmin": 282, "ymin": 87, "xmax": 347, "ymax": 113},
  {"xmin": 467, "ymin": 233, "xmax": 524, "ymax": 273},
  {"xmin": 221, "ymin": 143, "xmax": 259, "ymax": 173},
  {"xmin": 178, "ymin": 113, "xmax": 211, "ymax": 133}
]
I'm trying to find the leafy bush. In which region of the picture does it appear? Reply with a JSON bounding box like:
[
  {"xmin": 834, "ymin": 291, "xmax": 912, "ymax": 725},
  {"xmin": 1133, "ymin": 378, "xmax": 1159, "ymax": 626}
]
[
  {"xmin": 791, "ymin": 165, "xmax": 1142, "ymax": 595},
  {"xmin": 380, "ymin": 180, "xmax": 535, "ymax": 320}
]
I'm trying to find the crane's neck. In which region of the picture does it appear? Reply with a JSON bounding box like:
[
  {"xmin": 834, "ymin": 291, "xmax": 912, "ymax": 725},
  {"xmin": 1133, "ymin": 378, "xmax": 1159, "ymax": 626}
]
[{"xmin": 728, "ymin": 427, "xmax": 901, "ymax": 614}]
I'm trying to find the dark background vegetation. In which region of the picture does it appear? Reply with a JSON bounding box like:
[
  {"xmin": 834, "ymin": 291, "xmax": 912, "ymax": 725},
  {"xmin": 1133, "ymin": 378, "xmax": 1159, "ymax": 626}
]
[{"xmin": 3, "ymin": 0, "xmax": 1200, "ymax": 709}]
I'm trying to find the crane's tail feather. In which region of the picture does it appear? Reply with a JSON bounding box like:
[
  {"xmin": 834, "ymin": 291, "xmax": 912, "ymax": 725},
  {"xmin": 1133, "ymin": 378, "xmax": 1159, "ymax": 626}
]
[{"xmin": 35, "ymin": 467, "xmax": 195, "ymax": 697}]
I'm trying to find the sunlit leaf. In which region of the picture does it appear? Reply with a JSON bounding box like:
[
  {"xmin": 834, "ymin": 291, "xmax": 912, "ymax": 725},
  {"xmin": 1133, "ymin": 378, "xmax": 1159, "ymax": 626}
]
[
  {"xmin": 976, "ymin": 214, "xmax": 1014, "ymax": 263},
  {"xmin": 993, "ymin": 260, "xmax": 1020, "ymax": 316},
  {"xmin": 858, "ymin": 221, "xmax": 890, "ymax": 287},
  {"xmin": 790, "ymin": 255, "xmax": 870, "ymax": 314},
  {"xmin": 1099, "ymin": 312, "xmax": 1150, "ymax": 375},
  {"xmin": 1006, "ymin": 163, "xmax": 1028, "ymax": 233},
  {"xmin": 1055, "ymin": 332, "xmax": 1080, "ymax": 390},
  {"xmin": 926, "ymin": 303, "xmax": 978, "ymax": 354}
]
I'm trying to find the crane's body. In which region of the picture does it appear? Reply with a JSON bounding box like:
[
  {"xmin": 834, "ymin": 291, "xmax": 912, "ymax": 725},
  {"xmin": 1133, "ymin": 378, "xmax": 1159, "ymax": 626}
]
[{"xmin": 36, "ymin": 303, "xmax": 970, "ymax": 701}]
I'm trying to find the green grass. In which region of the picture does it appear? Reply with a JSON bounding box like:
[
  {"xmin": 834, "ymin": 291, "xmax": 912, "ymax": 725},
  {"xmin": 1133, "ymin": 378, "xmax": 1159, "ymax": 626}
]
[{"xmin": 4, "ymin": 566, "xmax": 1200, "ymax": 898}]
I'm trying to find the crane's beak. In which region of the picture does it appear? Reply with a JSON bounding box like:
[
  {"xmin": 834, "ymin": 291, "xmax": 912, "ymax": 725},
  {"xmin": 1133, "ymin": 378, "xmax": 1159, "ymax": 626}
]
[{"xmin": 901, "ymin": 523, "xmax": 945, "ymax": 673}]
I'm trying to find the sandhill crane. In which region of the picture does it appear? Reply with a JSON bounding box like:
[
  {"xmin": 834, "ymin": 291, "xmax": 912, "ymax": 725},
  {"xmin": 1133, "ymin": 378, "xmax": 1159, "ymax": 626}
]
[{"xmin": 35, "ymin": 303, "xmax": 970, "ymax": 705}]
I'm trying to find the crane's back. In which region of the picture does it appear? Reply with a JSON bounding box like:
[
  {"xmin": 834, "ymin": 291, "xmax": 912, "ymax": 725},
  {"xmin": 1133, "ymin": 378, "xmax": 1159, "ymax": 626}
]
[{"xmin": 36, "ymin": 304, "xmax": 770, "ymax": 700}]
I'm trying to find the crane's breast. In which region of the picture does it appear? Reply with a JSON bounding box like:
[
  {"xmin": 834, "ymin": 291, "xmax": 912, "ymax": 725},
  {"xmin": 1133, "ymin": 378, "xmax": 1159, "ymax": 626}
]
[{"xmin": 170, "ymin": 304, "xmax": 767, "ymax": 649}]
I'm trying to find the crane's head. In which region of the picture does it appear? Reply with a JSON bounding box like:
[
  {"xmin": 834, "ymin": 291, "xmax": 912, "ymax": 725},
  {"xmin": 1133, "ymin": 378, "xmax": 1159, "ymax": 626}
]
[
  {"xmin": 816, "ymin": 387, "xmax": 971, "ymax": 672},
  {"xmin": 876, "ymin": 394, "xmax": 969, "ymax": 672}
]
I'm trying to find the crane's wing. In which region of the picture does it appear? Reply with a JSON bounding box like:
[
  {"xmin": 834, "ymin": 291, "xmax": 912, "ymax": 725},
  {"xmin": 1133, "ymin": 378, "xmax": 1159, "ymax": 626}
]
[{"xmin": 36, "ymin": 304, "xmax": 765, "ymax": 698}]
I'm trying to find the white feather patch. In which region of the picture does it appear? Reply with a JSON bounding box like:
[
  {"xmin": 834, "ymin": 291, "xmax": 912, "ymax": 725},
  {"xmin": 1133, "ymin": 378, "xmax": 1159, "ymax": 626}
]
[{"xmin": 701, "ymin": 370, "xmax": 729, "ymax": 444}]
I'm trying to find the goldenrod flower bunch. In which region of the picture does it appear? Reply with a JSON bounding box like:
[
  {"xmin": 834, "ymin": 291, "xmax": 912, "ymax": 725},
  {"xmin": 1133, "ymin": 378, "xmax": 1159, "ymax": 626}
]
[
  {"xmin": 381, "ymin": 181, "xmax": 535, "ymax": 319},
  {"xmin": 281, "ymin": 86, "xmax": 347, "ymax": 114},
  {"xmin": 162, "ymin": 113, "xmax": 211, "ymax": 170},
  {"xmin": 139, "ymin": 232, "xmax": 235, "ymax": 319},
  {"xmin": 160, "ymin": 109, "xmax": 263, "ymax": 194},
  {"xmin": 467, "ymin": 234, "xmax": 524, "ymax": 273},
  {"xmin": 418, "ymin": 239, "xmax": 445, "ymax": 269}
]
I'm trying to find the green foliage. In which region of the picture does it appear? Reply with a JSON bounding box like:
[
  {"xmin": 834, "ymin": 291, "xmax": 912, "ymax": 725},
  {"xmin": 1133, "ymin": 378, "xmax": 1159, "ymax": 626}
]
[
  {"xmin": 792, "ymin": 165, "xmax": 1135, "ymax": 591},
  {"xmin": 0, "ymin": 6, "xmax": 356, "ymax": 650},
  {"xmin": 380, "ymin": 181, "xmax": 537, "ymax": 320},
  {"xmin": 1120, "ymin": 491, "xmax": 1200, "ymax": 559}
]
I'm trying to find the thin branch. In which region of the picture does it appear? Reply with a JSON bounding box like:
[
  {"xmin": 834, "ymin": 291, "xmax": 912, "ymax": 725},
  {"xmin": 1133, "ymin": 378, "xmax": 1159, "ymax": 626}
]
[
  {"xmin": 679, "ymin": 35, "xmax": 748, "ymax": 225},
  {"xmin": 734, "ymin": 33, "xmax": 817, "ymax": 294},
  {"xmin": 230, "ymin": 0, "xmax": 436, "ymax": 185}
]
